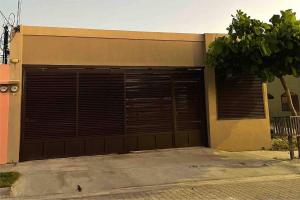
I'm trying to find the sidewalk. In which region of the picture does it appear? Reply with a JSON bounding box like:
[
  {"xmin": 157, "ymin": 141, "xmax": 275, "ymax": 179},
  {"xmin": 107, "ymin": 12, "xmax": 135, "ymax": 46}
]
[
  {"xmin": 1, "ymin": 147, "xmax": 300, "ymax": 199},
  {"xmin": 4, "ymin": 174, "xmax": 300, "ymax": 200}
]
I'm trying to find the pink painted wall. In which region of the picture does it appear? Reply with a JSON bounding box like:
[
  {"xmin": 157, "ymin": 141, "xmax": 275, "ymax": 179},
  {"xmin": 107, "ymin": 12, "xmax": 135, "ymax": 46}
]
[{"xmin": 0, "ymin": 64, "xmax": 9, "ymax": 164}]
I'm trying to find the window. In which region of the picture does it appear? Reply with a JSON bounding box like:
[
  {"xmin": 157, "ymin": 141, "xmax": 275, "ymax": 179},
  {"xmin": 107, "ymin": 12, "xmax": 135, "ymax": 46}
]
[
  {"xmin": 281, "ymin": 92, "xmax": 299, "ymax": 112},
  {"xmin": 216, "ymin": 75, "xmax": 265, "ymax": 119}
]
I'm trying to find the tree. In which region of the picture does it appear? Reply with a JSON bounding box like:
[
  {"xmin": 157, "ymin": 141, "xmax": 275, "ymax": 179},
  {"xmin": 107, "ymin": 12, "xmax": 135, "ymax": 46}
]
[{"xmin": 207, "ymin": 9, "xmax": 300, "ymax": 116}]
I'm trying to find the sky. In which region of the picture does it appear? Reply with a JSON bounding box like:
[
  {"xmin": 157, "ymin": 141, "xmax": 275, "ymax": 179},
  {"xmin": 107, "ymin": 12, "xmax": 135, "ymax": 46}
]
[{"xmin": 1, "ymin": 0, "xmax": 300, "ymax": 33}]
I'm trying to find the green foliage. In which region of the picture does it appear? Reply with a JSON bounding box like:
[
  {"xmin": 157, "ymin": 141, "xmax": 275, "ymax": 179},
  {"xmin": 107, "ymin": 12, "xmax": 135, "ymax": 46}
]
[
  {"xmin": 0, "ymin": 172, "xmax": 20, "ymax": 188},
  {"xmin": 271, "ymin": 137, "xmax": 297, "ymax": 151},
  {"xmin": 272, "ymin": 138, "xmax": 289, "ymax": 151},
  {"xmin": 207, "ymin": 9, "xmax": 300, "ymax": 82}
]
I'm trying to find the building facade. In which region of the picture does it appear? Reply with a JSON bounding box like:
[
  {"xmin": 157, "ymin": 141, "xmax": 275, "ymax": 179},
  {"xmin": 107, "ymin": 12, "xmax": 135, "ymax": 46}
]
[{"xmin": 0, "ymin": 26, "xmax": 271, "ymax": 164}]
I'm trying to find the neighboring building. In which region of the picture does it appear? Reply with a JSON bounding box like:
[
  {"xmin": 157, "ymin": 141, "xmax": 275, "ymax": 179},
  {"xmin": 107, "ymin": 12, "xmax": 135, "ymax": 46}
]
[
  {"xmin": 0, "ymin": 26, "xmax": 271, "ymax": 164},
  {"xmin": 268, "ymin": 76, "xmax": 300, "ymax": 118}
]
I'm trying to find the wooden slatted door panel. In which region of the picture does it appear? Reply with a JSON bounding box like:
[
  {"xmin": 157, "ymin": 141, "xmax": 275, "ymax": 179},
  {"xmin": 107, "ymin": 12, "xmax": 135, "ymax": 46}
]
[
  {"xmin": 125, "ymin": 72, "xmax": 174, "ymax": 151},
  {"xmin": 21, "ymin": 67, "xmax": 207, "ymax": 161},
  {"xmin": 78, "ymin": 72, "xmax": 125, "ymax": 154},
  {"xmin": 216, "ymin": 75, "xmax": 265, "ymax": 119},
  {"xmin": 22, "ymin": 69, "xmax": 77, "ymax": 160},
  {"xmin": 174, "ymin": 70, "xmax": 207, "ymax": 147}
]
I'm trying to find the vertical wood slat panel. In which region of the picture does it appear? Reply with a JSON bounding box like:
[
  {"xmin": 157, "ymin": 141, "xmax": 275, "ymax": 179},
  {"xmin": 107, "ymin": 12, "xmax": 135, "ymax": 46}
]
[
  {"xmin": 125, "ymin": 71, "xmax": 174, "ymax": 150},
  {"xmin": 78, "ymin": 73, "xmax": 125, "ymax": 137},
  {"xmin": 23, "ymin": 70, "xmax": 77, "ymax": 140},
  {"xmin": 125, "ymin": 72, "xmax": 173, "ymax": 135},
  {"xmin": 21, "ymin": 67, "xmax": 207, "ymax": 161},
  {"xmin": 174, "ymin": 70, "xmax": 207, "ymax": 146}
]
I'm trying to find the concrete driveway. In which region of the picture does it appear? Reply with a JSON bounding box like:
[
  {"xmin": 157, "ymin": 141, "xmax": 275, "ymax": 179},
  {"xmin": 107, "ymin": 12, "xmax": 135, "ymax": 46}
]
[{"xmin": 0, "ymin": 147, "xmax": 300, "ymax": 199}]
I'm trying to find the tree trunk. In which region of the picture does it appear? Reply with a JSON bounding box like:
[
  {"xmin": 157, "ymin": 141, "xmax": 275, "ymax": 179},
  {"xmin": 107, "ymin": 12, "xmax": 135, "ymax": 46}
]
[
  {"xmin": 279, "ymin": 76, "xmax": 298, "ymax": 116},
  {"xmin": 279, "ymin": 76, "xmax": 298, "ymax": 160}
]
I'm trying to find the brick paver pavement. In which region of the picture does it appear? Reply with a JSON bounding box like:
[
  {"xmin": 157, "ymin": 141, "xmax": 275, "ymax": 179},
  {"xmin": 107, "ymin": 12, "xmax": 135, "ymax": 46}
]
[{"xmin": 76, "ymin": 176, "xmax": 300, "ymax": 200}]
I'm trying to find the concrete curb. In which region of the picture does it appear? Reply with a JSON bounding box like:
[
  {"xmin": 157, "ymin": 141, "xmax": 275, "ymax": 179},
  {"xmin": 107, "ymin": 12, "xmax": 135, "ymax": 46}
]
[{"xmin": 0, "ymin": 187, "xmax": 11, "ymax": 198}]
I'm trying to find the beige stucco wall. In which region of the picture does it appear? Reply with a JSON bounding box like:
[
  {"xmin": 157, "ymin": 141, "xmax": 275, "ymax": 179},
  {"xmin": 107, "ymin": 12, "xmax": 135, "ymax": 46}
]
[
  {"xmin": 268, "ymin": 76, "xmax": 300, "ymax": 117},
  {"xmin": 22, "ymin": 26, "xmax": 205, "ymax": 67},
  {"xmin": 6, "ymin": 26, "xmax": 271, "ymax": 162},
  {"xmin": 204, "ymin": 34, "xmax": 271, "ymax": 151},
  {"xmin": 7, "ymin": 28, "xmax": 23, "ymax": 163}
]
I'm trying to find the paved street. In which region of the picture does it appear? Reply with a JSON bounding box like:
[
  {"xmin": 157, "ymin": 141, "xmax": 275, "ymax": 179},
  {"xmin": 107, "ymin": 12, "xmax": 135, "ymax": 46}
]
[{"xmin": 71, "ymin": 175, "xmax": 300, "ymax": 200}]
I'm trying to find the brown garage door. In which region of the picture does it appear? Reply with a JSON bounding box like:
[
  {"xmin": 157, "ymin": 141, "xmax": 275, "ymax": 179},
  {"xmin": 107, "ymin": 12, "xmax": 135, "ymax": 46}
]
[{"xmin": 20, "ymin": 67, "xmax": 207, "ymax": 161}]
